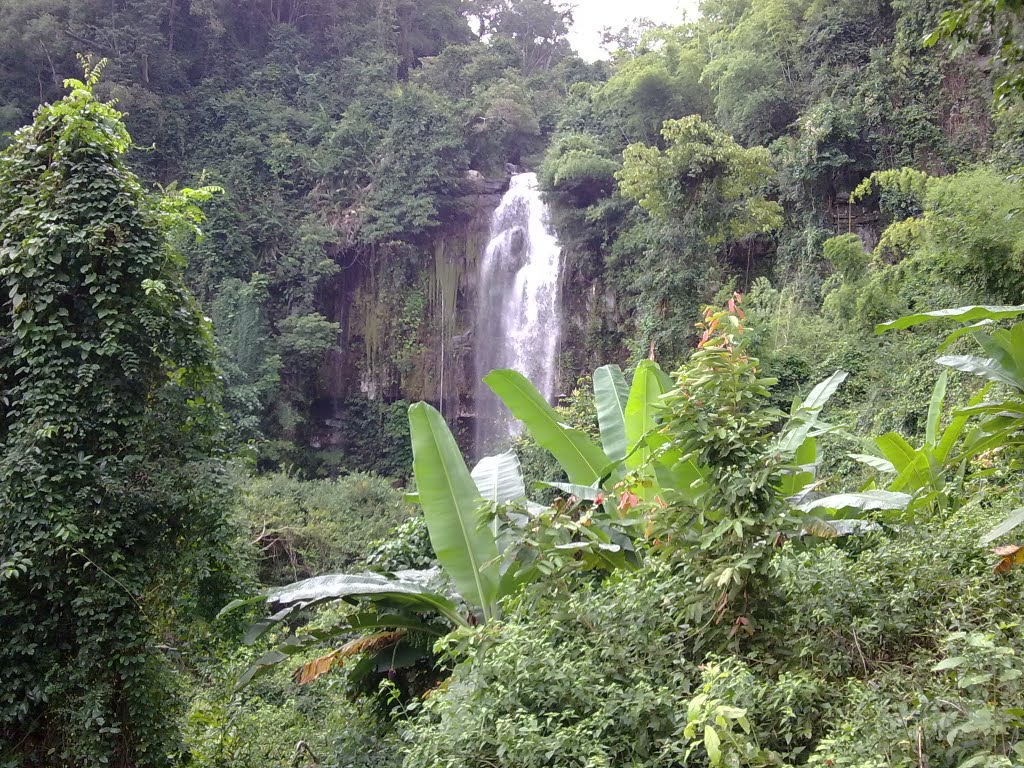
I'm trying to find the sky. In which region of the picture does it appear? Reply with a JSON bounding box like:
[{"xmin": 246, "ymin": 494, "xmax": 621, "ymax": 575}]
[{"xmin": 566, "ymin": 0, "xmax": 700, "ymax": 61}]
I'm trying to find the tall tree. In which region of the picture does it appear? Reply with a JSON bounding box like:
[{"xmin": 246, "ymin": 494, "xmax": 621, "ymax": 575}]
[
  {"xmin": 0, "ymin": 63, "xmax": 231, "ymax": 767},
  {"xmin": 615, "ymin": 116, "xmax": 784, "ymax": 360},
  {"xmin": 469, "ymin": 0, "xmax": 573, "ymax": 73}
]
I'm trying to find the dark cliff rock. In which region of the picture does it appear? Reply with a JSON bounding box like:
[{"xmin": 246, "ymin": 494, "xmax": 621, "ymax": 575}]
[{"xmin": 312, "ymin": 176, "xmax": 510, "ymax": 448}]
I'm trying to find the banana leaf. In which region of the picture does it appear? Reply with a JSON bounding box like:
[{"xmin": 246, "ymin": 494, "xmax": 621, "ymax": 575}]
[
  {"xmin": 410, "ymin": 402, "xmax": 499, "ymax": 620},
  {"xmin": 776, "ymin": 370, "xmax": 847, "ymax": 455},
  {"xmin": 874, "ymin": 432, "xmax": 919, "ymax": 473},
  {"xmin": 980, "ymin": 507, "xmax": 1024, "ymax": 544},
  {"xmin": 473, "ymin": 451, "xmax": 527, "ymax": 555},
  {"xmin": 539, "ymin": 481, "xmax": 604, "ymax": 501},
  {"xmin": 472, "ymin": 451, "xmax": 527, "ymax": 505},
  {"xmin": 937, "ymin": 354, "xmax": 1022, "ymax": 390},
  {"xmin": 876, "ymin": 304, "xmax": 1024, "ymax": 334},
  {"xmin": 925, "ymin": 371, "xmax": 948, "ymax": 447},
  {"xmin": 267, "ymin": 570, "xmax": 466, "ymax": 627},
  {"xmin": 849, "ymin": 453, "xmax": 896, "ymax": 474},
  {"xmin": 777, "ymin": 437, "xmax": 818, "ymax": 497},
  {"xmin": 484, "ymin": 369, "xmax": 610, "ymax": 485},
  {"xmin": 594, "ymin": 364, "xmax": 630, "ymax": 463},
  {"xmin": 795, "ymin": 489, "xmax": 911, "ymax": 515},
  {"xmin": 624, "ymin": 360, "xmax": 669, "ymax": 471}
]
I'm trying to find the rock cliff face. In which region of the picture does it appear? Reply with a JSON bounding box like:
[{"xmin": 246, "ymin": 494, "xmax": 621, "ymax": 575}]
[
  {"xmin": 308, "ymin": 173, "xmax": 629, "ymax": 456},
  {"xmin": 313, "ymin": 175, "xmax": 509, "ymax": 446},
  {"xmin": 831, "ymin": 200, "xmax": 882, "ymax": 252}
]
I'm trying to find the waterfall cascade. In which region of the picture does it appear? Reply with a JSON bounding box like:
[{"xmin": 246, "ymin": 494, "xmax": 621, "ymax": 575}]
[{"xmin": 473, "ymin": 172, "xmax": 563, "ymax": 456}]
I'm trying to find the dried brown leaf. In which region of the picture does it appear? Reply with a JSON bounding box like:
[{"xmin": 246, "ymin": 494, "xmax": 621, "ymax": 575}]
[
  {"xmin": 293, "ymin": 630, "xmax": 406, "ymax": 686},
  {"xmin": 993, "ymin": 544, "xmax": 1024, "ymax": 574}
]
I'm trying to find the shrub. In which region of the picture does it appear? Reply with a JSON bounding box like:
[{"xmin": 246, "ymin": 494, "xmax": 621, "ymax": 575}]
[
  {"xmin": 0, "ymin": 65, "xmax": 234, "ymax": 766},
  {"xmin": 401, "ymin": 562, "xmax": 699, "ymax": 768},
  {"xmin": 400, "ymin": 509, "xmax": 1024, "ymax": 767},
  {"xmin": 241, "ymin": 472, "xmax": 412, "ymax": 584}
]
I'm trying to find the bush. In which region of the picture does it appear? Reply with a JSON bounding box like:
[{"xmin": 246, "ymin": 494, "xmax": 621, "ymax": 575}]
[
  {"xmin": 182, "ymin": 651, "xmax": 401, "ymax": 768},
  {"xmin": 401, "ymin": 562, "xmax": 699, "ymax": 768},
  {"xmin": 241, "ymin": 472, "xmax": 412, "ymax": 585},
  {"xmin": 401, "ymin": 508, "xmax": 1024, "ymax": 767},
  {"xmin": 366, "ymin": 515, "xmax": 436, "ymax": 572}
]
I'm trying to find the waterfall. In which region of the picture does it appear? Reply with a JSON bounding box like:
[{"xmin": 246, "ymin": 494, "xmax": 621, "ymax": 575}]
[{"xmin": 474, "ymin": 172, "xmax": 563, "ymax": 457}]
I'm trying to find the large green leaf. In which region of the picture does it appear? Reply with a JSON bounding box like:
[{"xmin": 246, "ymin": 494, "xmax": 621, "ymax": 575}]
[
  {"xmin": 776, "ymin": 371, "xmax": 847, "ymax": 455},
  {"xmin": 624, "ymin": 360, "xmax": 669, "ymax": 471},
  {"xmin": 875, "ymin": 304, "xmax": 1024, "ymax": 334},
  {"xmin": 234, "ymin": 648, "xmax": 291, "ymax": 690},
  {"xmin": 925, "ymin": 371, "xmax": 948, "ymax": 447},
  {"xmin": 640, "ymin": 428, "xmax": 709, "ymax": 501},
  {"xmin": 409, "ymin": 402, "xmax": 499, "ymax": 620},
  {"xmin": 777, "ymin": 437, "xmax": 818, "ymax": 497},
  {"xmin": 541, "ymin": 481, "xmax": 603, "ymax": 501},
  {"xmin": 471, "ymin": 451, "xmax": 526, "ymax": 505},
  {"xmin": 980, "ymin": 507, "xmax": 1024, "ymax": 544},
  {"xmin": 472, "ymin": 451, "xmax": 527, "ymax": 554},
  {"xmin": 267, "ymin": 570, "xmax": 441, "ymax": 606},
  {"xmin": 240, "ymin": 570, "xmax": 468, "ymax": 647},
  {"xmin": 795, "ymin": 490, "xmax": 912, "ymax": 514},
  {"xmin": 887, "ymin": 453, "xmax": 931, "ymax": 494},
  {"xmin": 593, "ymin": 364, "xmax": 629, "ymax": 462},
  {"xmin": 798, "ymin": 369, "xmax": 849, "ymax": 413},
  {"xmin": 267, "ymin": 571, "xmax": 465, "ymax": 625},
  {"xmin": 652, "ymin": 452, "xmax": 708, "ymax": 503},
  {"xmin": 936, "ymin": 354, "xmax": 1022, "ymax": 390},
  {"xmin": 345, "ymin": 611, "xmax": 449, "ymax": 635},
  {"xmin": 938, "ymin": 321, "xmax": 994, "ymax": 352},
  {"xmin": 974, "ymin": 323, "xmax": 1024, "ymax": 390},
  {"xmin": 484, "ymin": 369, "xmax": 610, "ymax": 485},
  {"xmin": 849, "ymin": 453, "xmax": 896, "ymax": 474},
  {"xmin": 931, "ymin": 383, "xmax": 992, "ymax": 467},
  {"xmin": 874, "ymin": 432, "xmax": 919, "ymax": 473}
]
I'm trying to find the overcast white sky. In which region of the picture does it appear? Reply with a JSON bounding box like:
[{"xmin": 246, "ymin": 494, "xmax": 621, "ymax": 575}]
[{"xmin": 567, "ymin": 0, "xmax": 700, "ymax": 61}]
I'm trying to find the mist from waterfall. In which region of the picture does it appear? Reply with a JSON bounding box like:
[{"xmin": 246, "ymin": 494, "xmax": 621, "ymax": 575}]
[{"xmin": 474, "ymin": 173, "xmax": 562, "ymax": 457}]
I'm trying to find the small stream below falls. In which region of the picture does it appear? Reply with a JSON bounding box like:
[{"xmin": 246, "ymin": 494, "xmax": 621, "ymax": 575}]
[{"xmin": 473, "ymin": 172, "xmax": 563, "ymax": 457}]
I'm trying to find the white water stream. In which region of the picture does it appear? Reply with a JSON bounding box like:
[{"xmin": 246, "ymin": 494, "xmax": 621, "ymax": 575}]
[{"xmin": 474, "ymin": 173, "xmax": 563, "ymax": 456}]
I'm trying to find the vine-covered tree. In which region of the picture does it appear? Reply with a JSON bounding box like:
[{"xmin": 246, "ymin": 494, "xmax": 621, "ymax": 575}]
[
  {"xmin": 612, "ymin": 116, "xmax": 783, "ymax": 360},
  {"xmin": 0, "ymin": 63, "xmax": 233, "ymax": 766}
]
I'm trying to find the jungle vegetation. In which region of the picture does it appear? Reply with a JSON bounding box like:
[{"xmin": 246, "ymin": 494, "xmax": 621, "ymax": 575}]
[{"xmin": 4, "ymin": 1, "xmax": 1024, "ymax": 767}]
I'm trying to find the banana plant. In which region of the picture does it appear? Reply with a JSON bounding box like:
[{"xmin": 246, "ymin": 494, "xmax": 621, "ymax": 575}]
[
  {"xmin": 228, "ymin": 403, "xmax": 532, "ymax": 689},
  {"xmin": 237, "ymin": 362, "xmax": 681, "ymax": 687},
  {"xmin": 488, "ymin": 363, "xmax": 855, "ymax": 532},
  {"xmin": 484, "ymin": 368, "xmax": 612, "ymax": 485},
  {"xmin": 483, "ymin": 361, "xmax": 686, "ymax": 500},
  {"xmin": 838, "ymin": 371, "xmax": 989, "ymax": 519},
  {"xmin": 796, "ymin": 371, "xmax": 992, "ymax": 526},
  {"xmin": 774, "ymin": 370, "xmax": 848, "ymax": 498},
  {"xmin": 877, "ymin": 303, "xmax": 1024, "ymax": 540},
  {"xmin": 231, "ymin": 361, "xmax": 854, "ymax": 687}
]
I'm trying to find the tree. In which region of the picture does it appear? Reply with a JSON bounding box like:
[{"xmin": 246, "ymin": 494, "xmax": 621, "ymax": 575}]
[
  {"xmin": 359, "ymin": 85, "xmax": 469, "ymax": 243},
  {"xmin": 700, "ymin": 0, "xmax": 810, "ymax": 144},
  {"xmin": 0, "ymin": 63, "xmax": 231, "ymax": 766},
  {"xmin": 927, "ymin": 0, "xmax": 1024, "ymax": 108},
  {"xmin": 615, "ymin": 116, "xmax": 783, "ymax": 359},
  {"xmin": 469, "ymin": 0, "xmax": 573, "ymax": 73},
  {"xmin": 596, "ymin": 26, "xmax": 711, "ymax": 145},
  {"xmin": 619, "ymin": 116, "xmax": 783, "ymax": 247}
]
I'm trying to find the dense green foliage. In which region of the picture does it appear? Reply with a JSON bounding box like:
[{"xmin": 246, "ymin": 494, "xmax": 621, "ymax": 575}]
[
  {"xmin": 6, "ymin": 0, "xmax": 1024, "ymax": 766},
  {"xmin": 242, "ymin": 300, "xmax": 1024, "ymax": 767},
  {"xmin": 403, "ymin": 511, "xmax": 1024, "ymax": 768},
  {"xmin": 0, "ymin": 66, "xmax": 234, "ymax": 767},
  {"xmin": 241, "ymin": 472, "xmax": 412, "ymax": 585},
  {"xmin": 0, "ymin": 0, "xmax": 591, "ymax": 472},
  {"xmin": 1, "ymin": 0, "xmax": 1006, "ymax": 463}
]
